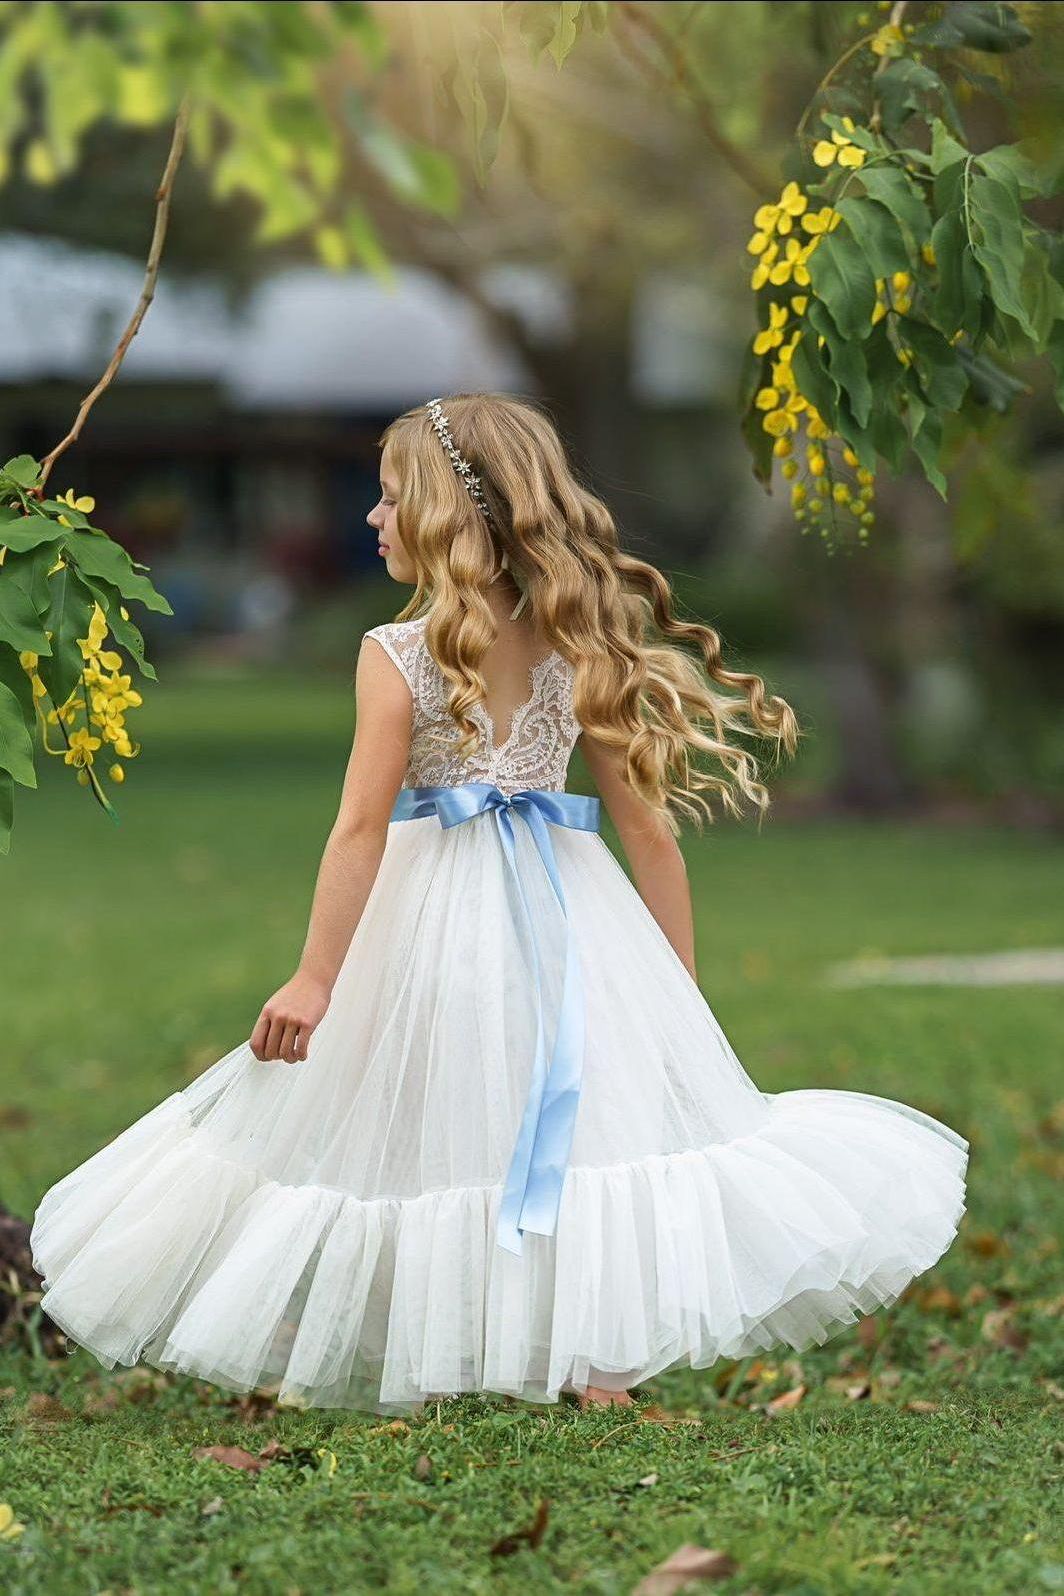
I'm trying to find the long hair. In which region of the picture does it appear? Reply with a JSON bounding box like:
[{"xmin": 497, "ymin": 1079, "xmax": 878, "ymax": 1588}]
[{"xmin": 378, "ymin": 392, "xmax": 799, "ymax": 833}]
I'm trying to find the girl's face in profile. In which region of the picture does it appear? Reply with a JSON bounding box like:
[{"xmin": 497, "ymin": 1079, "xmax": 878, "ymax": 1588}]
[{"xmin": 368, "ymin": 451, "xmax": 417, "ymax": 584}]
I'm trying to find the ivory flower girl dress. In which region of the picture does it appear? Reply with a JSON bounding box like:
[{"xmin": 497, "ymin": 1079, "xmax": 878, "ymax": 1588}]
[{"xmin": 31, "ymin": 613, "xmax": 968, "ymax": 1412}]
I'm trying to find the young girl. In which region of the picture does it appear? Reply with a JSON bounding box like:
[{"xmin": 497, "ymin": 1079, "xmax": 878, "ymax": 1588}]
[{"xmin": 31, "ymin": 392, "xmax": 968, "ymax": 1415}]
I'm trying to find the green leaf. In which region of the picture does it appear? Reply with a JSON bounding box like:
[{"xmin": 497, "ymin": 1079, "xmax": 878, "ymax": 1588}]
[
  {"xmin": 0, "ymin": 454, "xmax": 41, "ymax": 489},
  {"xmin": 35, "ymin": 564, "xmax": 94, "ymax": 714},
  {"xmin": 0, "ymin": 767, "xmax": 12, "ymax": 854},
  {"xmin": 902, "ymin": 320, "xmax": 969, "ymax": 410},
  {"xmin": 956, "ymin": 346, "xmax": 1032, "ymax": 412},
  {"xmin": 0, "ymin": 673, "xmax": 35, "ymax": 788},
  {"xmin": 1048, "ymin": 320, "xmax": 1064, "ymax": 412},
  {"xmin": 906, "ymin": 395, "xmax": 947, "ymax": 498},
  {"xmin": 548, "ymin": 2, "xmax": 584, "ymax": 68},
  {"xmin": 77, "ymin": 574, "xmax": 158, "ymax": 682},
  {"xmin": 822, "ymin": 331, "xmax": 873, "ymax": 428},
  {"xmin": 790, "ymin": 334, "xmax": 839, "ymax": 430},
  {"xmin": 870, "ymin": 409, "xmax": 909, "ymax": 474},
  {"xmin": 0, "ymin": 562, "xmax": 52, "ymax": 654},
  {"xmin": 877, "ymin": 61, "xmax": 960, "ymax": 140},
  {"xmin": 62, "ymin": 529, "xmax": 173, "ymax": 615},
  {"xmin": 978, "ymin": 141, "xmax": 1064, "ymax": 200},
  {"xmin": 929, "ymin": 117, "xmax": 968, "ymax": 175},
  {"xmin": 912, "ymin": 1, "xmax": 1031, "ymax": 53},
  {"xmin": 857, "ymin": 162, "xmax": 931, "ymax": 245},
  {"xmin": 807, "ymin": 225, "xmax": 878, "ymax": 341},
  {"xmin": 929, "ymin": 208, "xmax": 984, "ymax": 338},
  {"xmin": 834, "ymin": 197, "xmax": 911, "ymax": 279},
  {"xmin": 0, "ymin": 509, "xmax": 66, "ymax": 553},
  {"xmin": 968, "ymin": 172, "xmax": 1035, "ymax": 337}
]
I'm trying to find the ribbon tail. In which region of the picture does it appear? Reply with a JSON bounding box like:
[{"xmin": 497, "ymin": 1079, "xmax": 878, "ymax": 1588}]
[
  {"xmin": 493, "ymin": 805, "xmax": 551, "ymax": 1257},
  {"xmin": 510, "ymin": 802, "xmax": 586, "ymax": 1239}
]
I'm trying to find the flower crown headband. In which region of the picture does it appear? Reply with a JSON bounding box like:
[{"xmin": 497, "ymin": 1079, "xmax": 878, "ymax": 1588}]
[{"xmin": 424, "ymin": 396, "xmax": 529, "ymax": 618}]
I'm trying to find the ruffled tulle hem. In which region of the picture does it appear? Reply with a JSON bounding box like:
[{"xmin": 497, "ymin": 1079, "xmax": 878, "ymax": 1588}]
[{"xmin": 31, "ymin": 1086, "xmax": 967, "ymax": 1413}]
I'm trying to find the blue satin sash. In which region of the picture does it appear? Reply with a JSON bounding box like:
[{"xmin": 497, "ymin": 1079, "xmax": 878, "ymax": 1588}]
[{"xmin": 390, "ymin": 781, "xmax": 600, "ymax": 1254}]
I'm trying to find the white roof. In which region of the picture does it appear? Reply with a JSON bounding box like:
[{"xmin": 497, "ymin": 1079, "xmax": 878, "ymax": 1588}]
[
  {"xmin": 0, "ymin": 233, "xmax": 529, "ymax": 409},
  {"xmin": 0, "ymin": 233, "xmax": 728, "ymax": 408}
]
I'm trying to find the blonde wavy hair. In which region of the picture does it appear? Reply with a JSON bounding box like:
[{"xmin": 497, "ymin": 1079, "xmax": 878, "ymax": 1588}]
[{"xmin": 379, "ymin": 391, "xmax": 799, "ymax": 832}]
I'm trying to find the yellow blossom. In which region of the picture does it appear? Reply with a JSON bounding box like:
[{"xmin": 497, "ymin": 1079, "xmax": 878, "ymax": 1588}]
[
  {"xmin": 812, "ymin": 119, "xmax": 867, "ymax": 169},
  {"xmin": 109, "ymin": 763, "xmax": 125, "ymax": 783},
  {"xmin": 843, "ymin": 447, "xmax": 859, "ymax": 469},
  {"xmin": 754, "ymin": 203, "xmax": 780, "ymax": 232},
  {"xmin": 755, "ymin": 387, "xmax": 780, "ymax": 411},
  {"xmin": 833, "ymin": 482, "xmax": 851, "ymax": 504},
  {"xmin": 63, "ymin": 728, "xmax": 101, "ymax": 768},
  {"xmin": 921, "ymin": 242, "xmax": 937, "ymax": 268},
  {"xmin": 807, "ymin": 416, "xmax": 832, "ymax": 441},
  {"xmin": 801, "ymin": 207, "xmax": 842, "ymax": 236},
  {"xmin": 772, "ymin": 436, "xmax": 793, "ymax": 458},
  {"xmin": 857, "ymin": 468, "xmax": 875, "ymax": 486},
  {"xmin": 871, "ymin": 299, "xmax": 888, "ymax": 325},
  {"xmin": 792, "ymin": 295, "xmax": 809, "ymax": 315},
  {"xmin": 892, "ymin": 271, "xmax": 912, "ymax": 293},
  {"xmin": 871, "ymin": 22, "xmax": 905, "ymax": 56},
  {"xmin": 791, "ymin": 482, "xmax": 807, "ymax": 508},
  {"xmin": 59, "ymin": 487, "xmax": 96, "ymax": 515},
  {"xmin": 763, "ymin": 409, "xmax": 797, "ymax": 437},
  {"xmin": 807, "ymin": 450, "xmax": 827, "ymax": 477},
  {"xmin": 782, "ymin": 459, "xmax": 799, "ymax": 480},
  {"xmin": 753, "ymin": 301, "xmax": 789, "ymax": 354}
]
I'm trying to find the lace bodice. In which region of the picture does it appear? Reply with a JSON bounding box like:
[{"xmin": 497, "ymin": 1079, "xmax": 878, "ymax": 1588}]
[{"xmin": 364, "ymin": 615, "xmax": 582, "ymax": 793}]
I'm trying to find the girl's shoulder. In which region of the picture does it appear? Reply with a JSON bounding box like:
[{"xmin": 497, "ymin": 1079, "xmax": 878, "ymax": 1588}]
[{"xmin": 362, "ymin": 613, "xmax": 429, "ymax": 691}]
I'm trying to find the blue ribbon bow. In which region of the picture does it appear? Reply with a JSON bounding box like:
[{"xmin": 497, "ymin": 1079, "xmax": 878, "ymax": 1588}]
[{"xmin": 390, "ymin": 781, "xmax": 600, "ymax": 1254}]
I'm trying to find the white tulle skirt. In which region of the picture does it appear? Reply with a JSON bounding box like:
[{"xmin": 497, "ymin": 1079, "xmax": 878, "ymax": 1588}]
[{"xmin": 31, "ymin": 813, "xmax": 968, "ymax": 1413}]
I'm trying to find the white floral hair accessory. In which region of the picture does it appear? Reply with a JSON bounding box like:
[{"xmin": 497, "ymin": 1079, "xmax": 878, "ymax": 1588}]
[
  {"xmin": 424, "ymin": 396, "xmax": 529, "ymax": 618},
  {"xmin": 425, "ymin": 398, "xmax": 493, "ymax": 525}
]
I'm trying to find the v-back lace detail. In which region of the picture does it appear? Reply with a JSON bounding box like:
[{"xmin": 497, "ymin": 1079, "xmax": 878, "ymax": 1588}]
[{"xmin": 364, "ymin": 615, "xmax": 582, "ymax": 793}]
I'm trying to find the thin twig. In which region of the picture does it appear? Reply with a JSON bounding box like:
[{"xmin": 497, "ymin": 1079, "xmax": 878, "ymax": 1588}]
[
  {"xmin": 35, "ymin": 97, "xmax": 192, "ymax": 493},
  {"xmin": 613, "ymin": 1, "xmax": 775, "ymax": 196}
]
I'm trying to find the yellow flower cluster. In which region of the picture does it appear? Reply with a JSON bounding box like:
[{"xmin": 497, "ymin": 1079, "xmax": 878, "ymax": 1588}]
[
  {"xmin": 20, "ymin": 600, "xmax": 141, "ymax": 786},
  {"xmin": 746, "ymin": 182, "xmax": 840, "ymax": 291},
  {"xmin": 812, "ymin": 117, "xmax": 866, "ymax": 170}
]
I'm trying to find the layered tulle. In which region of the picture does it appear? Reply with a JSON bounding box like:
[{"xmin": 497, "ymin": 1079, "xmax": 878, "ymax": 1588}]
[{"xmin": 31, "ymin": 816, "xmax": 968, "ymax": 1412}]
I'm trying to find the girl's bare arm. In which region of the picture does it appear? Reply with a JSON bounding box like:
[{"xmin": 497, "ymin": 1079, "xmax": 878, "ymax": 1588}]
[
  {"xmin": 578, "ymin": 733, "xmax": 698, "ymax": 984},
  {"xmin": 249, "ymin": 639, "xmax": 412, "ymax": 1063}
]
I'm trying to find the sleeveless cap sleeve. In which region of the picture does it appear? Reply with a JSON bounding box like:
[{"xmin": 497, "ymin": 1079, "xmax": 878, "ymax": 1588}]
[{"xmin": 363, "ymin": 622, "xmax": 420, "ymax": 692}]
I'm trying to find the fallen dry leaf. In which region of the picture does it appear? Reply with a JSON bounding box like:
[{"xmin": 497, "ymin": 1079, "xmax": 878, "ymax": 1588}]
[
  {"xmin": 904, "ymin": 1399, "xmax": 940, "ymax": 1413},
  {"xmin": 637, "ymin": 1472, "xmax": 659, "ymax": 1488},
  {"xmin": 413, "ymin": 1454, "xmax": 433, "ymax": 1481},
  {"xmin": 981, "ymin": 1308, "xmax": 1029, "ymax": 1354},
  {"xmin": 765, "ymin": 1384, "xmax": 806, "ymax": 1414},
  {"xmin": 632, "ymin": 1544, "xmax": 739, "ymax": 1594},
  {"xmin": 200, "ymin": 1496, "xmax": 224, "ymax": 1516},
  {"xmin": 918, "ymin": 1285, "xmax": 963, "ymax": 1316},
  {"xmin": 192, "ymin": 1445, "xmax": 268, "ymax": 1474},
  {"xmin": 638, "ymin": 1405, "xmax": 701, "ymax": 1427},
  {"xmin": 845, "ymin": 1381, "xmax": 872, "ymax": 1402},
  {"xmin": 965, "ymin": 1229, "xmax": 1010, "ymax": 1258},
  {"xmin": 490, "ymin": 1498, "xmax": 550, "ymax": 1558}
]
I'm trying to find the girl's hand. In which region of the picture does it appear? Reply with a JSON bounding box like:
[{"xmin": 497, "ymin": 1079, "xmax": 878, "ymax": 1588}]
[{"xmin": 249, "ymin": 972, "xmax": 331, "ymax": 1063}]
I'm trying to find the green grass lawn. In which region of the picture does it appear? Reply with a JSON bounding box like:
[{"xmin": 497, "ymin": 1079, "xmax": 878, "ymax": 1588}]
[{"xmin": 1, "ymin": 669, "xmax": 1062, "ymax": 1596}]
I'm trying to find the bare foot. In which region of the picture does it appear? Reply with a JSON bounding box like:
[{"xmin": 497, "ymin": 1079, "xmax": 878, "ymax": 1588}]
[{"xmin": 572, "ymin": 1384, "xmax": 635, "ymax": 1411}]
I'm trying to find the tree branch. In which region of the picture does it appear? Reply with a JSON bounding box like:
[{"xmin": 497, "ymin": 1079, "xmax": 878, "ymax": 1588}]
[
  {"xmin": 613, "ymin": 1, "xmax": 776, "ymax": 196},
  {"xmin": 35, "ymin": 97, "xmax": 192, "ymax": 494}
]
